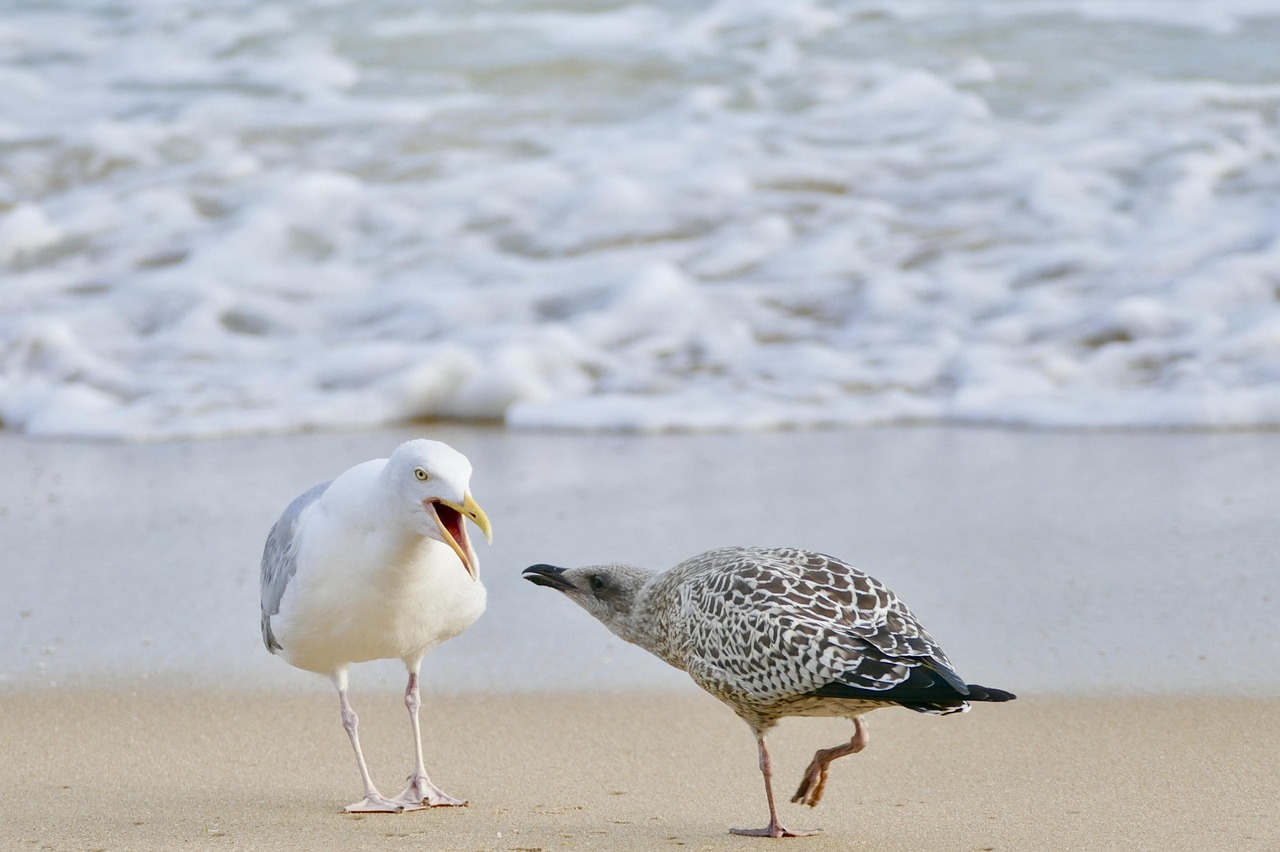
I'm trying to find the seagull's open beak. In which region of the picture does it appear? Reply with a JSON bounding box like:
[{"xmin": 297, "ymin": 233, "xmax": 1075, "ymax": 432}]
[
  {"xmin": 522, "ymin": 564, "xmax": 575, "ymax": 592},
  {"xmin": 426, "ymin": 493, "xmax": 492, "ymax": 581}
]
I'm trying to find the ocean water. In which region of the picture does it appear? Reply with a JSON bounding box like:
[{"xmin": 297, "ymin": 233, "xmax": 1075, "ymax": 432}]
[{"xmin": 3, "ymin": 0, "xmax": 1280, "ymax": 438}]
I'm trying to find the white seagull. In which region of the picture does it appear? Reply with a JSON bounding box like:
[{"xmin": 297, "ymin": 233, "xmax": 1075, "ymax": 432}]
[{"xmin": 260, "ymin": 439, "xmax": 492, "ymax": 813}]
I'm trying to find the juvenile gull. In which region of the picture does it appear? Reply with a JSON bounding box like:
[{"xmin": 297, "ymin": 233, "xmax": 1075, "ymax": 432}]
[
  {"xmin": 524, "ymin": 546, "xmax": 1014, "ymax": 838},
  {"xmin": 261, "ymin": 439, "xmax": 492, "ymax": 813}
]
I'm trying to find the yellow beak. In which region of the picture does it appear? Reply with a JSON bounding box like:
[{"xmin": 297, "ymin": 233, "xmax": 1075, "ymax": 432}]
[{"xmin": 462, "ymin": 491, "xmax": 493, "ymax": 544}]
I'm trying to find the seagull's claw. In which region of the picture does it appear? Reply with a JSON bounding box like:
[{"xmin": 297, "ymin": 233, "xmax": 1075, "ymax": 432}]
[
  {"xmin": 791, "ymin": 763, "xmax": 830, "ymax": 807},
  {"xmin": 392, "ymin": 773, "xmax": 468, "ymax": 809},
  {"xmin": 344, "ymin": 794, "xmax": 405, "ymax": 814},
  {"xmin": 425, "ymin": 790, "xmax": 468, "ymax": 807}
]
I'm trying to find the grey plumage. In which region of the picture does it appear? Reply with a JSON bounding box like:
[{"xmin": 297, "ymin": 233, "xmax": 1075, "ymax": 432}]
[
  {"xmin": 259, "ymin": 481, "xmax": 330, "ymax": 653},
  {"xmin": 524, "ymin": 546, "xmax": 1014, "ymax": 837}
]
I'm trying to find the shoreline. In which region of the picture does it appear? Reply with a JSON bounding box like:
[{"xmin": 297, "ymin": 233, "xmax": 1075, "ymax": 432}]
[
  {"xmin": 5, "ymin": 424, "xmax": 1278, "ymax": 695},
  {"xmin": 3, "ymin": 425, "xmax": 1278, "ymax": 849}
]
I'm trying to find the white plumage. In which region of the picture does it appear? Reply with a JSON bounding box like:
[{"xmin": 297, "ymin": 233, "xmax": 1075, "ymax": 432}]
[{"xmin": 261, "ymin": 439, "xmax": 492, "ymax": 813}]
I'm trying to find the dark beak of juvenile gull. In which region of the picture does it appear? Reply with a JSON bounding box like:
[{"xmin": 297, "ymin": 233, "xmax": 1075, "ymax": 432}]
[
  {"xmin": 427, "ymin": 493, "xmax": 492, "ymax": 581},
  {"xmin": 522, "ymin": 564, "xmax": 575, "ymax": 592}
]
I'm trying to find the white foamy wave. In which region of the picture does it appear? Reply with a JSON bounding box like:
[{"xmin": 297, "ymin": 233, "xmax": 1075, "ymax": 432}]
[{"xmin": 2, "ymin": 0, "xmax": 1279, "ymax": 437}]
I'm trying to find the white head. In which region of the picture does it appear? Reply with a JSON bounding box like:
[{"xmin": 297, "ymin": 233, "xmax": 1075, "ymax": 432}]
[{"xmin": 384, "ymin": 439, "xmax": 493, "ymax": 580}]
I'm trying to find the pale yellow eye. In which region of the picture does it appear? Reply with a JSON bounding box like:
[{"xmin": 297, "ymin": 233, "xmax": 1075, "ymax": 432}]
[{"xmin": 414, "ymin": 468, "xmax": 429, "ymax": 481}]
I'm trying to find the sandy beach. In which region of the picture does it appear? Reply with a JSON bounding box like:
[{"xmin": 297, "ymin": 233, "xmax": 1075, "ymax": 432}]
[
  {"xmin": 3, "ymin": 425, "xmax": 1279, "ymax": 849},
  {"xmin": 7, "ymin": 1, "xmax": 1280, "ymax": 845},
  {"xmin": 2, "ymin": 689, "xmax": 1277, "ymax": 851}
]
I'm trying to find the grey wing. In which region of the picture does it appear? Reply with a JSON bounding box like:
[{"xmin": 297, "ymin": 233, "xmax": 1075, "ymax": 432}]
[
  {"xmin": 677, "ymin": 546, "xmax": 965, "ymax": 704},
  {"xmin": 259, "ymin": 481, "xmax": 329, "ymax": 653}
]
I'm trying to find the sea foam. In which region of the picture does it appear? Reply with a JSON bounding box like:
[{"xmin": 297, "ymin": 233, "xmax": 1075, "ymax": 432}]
[{"xmin": 2, "ymin": 0, "xmax": 1279, "ymax": 437}]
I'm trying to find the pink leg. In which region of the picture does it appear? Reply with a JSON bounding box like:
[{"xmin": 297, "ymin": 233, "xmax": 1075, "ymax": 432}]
[
  {"xmin": 390, "ymin": 669, "xmax": 467, "ymax": 809},
  {"xmin": 730, "ymin": 734, "xmax": 820, "ymax": 838},
  {"xmin": 335, "ymin": 679, "xmax": 403, "ymax": 814},
  {"xmin": 791, "ymin": 715, "xmax": 870, "ymax": 807}
]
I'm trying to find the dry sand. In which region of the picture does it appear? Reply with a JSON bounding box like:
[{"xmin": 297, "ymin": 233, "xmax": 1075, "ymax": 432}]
[{"xmin": 2, "ymin": 688, "xmax": 1276, "ymax": 851}]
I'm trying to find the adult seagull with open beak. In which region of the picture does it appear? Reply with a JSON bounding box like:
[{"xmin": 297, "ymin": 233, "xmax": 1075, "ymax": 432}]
[{"xmin": 260, "ymin": 438, "xmax": 493, "ymax": 812}]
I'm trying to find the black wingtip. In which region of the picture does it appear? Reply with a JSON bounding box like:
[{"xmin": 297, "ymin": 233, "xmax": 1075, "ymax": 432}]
[
  {"xmin": 967, "ymin": 684, "xmax": 1017, "ymax": 702},
  {"xmin": 811, "ymin": 668, "xmax": 1017, "ymax": 708},
  {"xmin": 523, "ymin": 563, "xmax": 575, "ymax": 591}
]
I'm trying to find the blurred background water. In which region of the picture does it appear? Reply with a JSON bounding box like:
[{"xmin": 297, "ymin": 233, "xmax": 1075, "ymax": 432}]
[{"xmin": 3, "ymin": 0, "xmax": 1280, "ymax": 438}]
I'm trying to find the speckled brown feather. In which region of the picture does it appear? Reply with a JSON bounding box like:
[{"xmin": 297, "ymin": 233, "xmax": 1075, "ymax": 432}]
[{"xmin": 636, "ymin": 546, "xmax": 972, "ymax": 731}]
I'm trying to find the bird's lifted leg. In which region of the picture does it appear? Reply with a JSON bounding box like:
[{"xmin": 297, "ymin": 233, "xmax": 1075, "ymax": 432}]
[
  {"xmin": 334, "ymin": 675, "xmax": 403, "ymax": 814},
  {"xmin": 391, "ymin": 668, "xmax": 467, "ymax": 809},
  {"xmin": 791, "ymin": 715, "xmax": 870, "ymax": 808},
  {"xmin": 730, "ymin": 734, "xmax": 820, "ymax": 838}
]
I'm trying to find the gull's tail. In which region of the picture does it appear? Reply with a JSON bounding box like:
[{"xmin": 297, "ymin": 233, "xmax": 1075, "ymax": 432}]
[
  {"xmin": 811, "ymin": 669, "xmax": 1016, "ymax": 715},
  {"xmin": 965, "ymin": 683, "xmax": 1017, "ymax": 702}
]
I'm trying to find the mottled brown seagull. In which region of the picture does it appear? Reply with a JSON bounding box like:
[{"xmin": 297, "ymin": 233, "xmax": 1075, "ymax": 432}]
[
  {"xmin": 261, "ymin": 439, "xmax": 492, "ymax": 813},
  {"xmin": 524, "ymin": 546, "xmax": 1014, "ymax": 838}
]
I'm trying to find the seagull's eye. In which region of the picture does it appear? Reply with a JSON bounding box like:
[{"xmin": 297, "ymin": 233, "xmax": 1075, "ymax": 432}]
[
  {"xmin": 414, "ymin": 468, "xmax": 429, "ymax": 481},
  {"xmin": 589, "ymin": 575, "xmax": 606, "ymax": 592}
]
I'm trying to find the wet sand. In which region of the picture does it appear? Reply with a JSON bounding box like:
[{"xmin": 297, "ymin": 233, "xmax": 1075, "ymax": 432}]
[
  {"xmin": 4, "ymin": 425, "xmax": 1278, "ymax": 693},
  {"xmin": 2, "ymin": 689, "xmax": 1277, "ymax": 851}
]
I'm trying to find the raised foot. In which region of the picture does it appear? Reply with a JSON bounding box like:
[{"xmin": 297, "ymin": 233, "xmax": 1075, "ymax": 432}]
[
  {"xmin": 730, "ymin": 825, "xmax": 821, "ymax": 838},
  {"xmin": 391, "ymin": 773, "xmax": 468, "ymax": 809},
  {"xmin": 791, "ymin": 763, "xmax": 828, "ymax": 807},
  {"xmin": 344, "ymin": 794, "xmax": 405, "ymax": 814}
]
